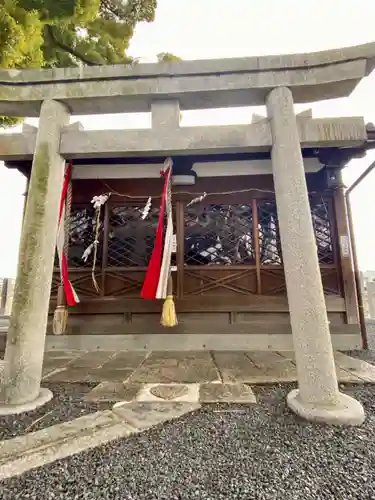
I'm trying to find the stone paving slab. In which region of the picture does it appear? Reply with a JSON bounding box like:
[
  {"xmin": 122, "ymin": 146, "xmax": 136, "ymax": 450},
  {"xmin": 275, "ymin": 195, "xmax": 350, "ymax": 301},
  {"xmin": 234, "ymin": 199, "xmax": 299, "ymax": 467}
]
[
  {"xmin": 277, "ymin": 351, "xmax": 367, "ymax": 383},
  {"xmin": 0, "ymin": 401, "xmax": 202, "ymax": 480},
  {"xmin": 128, "ymin": 351, "xmax": 220, "ymax": 384},
  {"xmin": 84, "ymin": 382, "xmax": 142, "ymax": 402},
  {"xmin": 212, "ymin": 352, "xmax": 256, "ymax": 383},
  {"xmin": 335, "ymin": 352, "xmax": 375, "ymax": 383},
  {"xmin": 43, "ymin": 368, "xmax": 91, "ymax": 383},
  {"xmin": 112, "ymin": 402, "xmax": 200, "ymax": 431},
  {"xmin": 246, "ymin": 351, "xmax": 297, "ymax": 383},
  {"xmin": 247, "ymin": 351, "xmax": 287, "ymax": 367},
  {"xmin": 102, "ymin": 351, "xmax": 148, "ymax": 371},
  {"xmin": 136, "ymin": 383, "xmax": 200, "ymax": 403},
  {"xmin": 0, "ymin": 410, "xmax": 135, "ymax": 481},
  {"xmin": 44, "ymin": 350, "xmax": 86, "ymax": 359},
  {"xmin": 40, "ymin": 350, "xmax": 375, "ymax": 385},
  {"xmin": 67, "ymin": 351, "xmax": 115, "ymax": 369},
  {"xmin": 213, "ymin": 351, "xmax": 297, "ymax": 383},
  {"xmin": 85, "ymin": 368, "xmax": 136, "ymax": 383},
  {"xmin": 84, "ymin": 381, "xmax": 258, "ymax": 404},
  {"xmin": 199, "ymin": 383, "xmax": 256, "ymax": 403}
]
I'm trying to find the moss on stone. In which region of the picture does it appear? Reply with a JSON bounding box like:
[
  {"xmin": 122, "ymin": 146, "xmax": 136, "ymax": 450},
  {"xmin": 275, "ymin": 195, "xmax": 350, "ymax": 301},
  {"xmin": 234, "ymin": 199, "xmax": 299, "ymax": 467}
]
[{"xmin": 7, "ymin": 141, "xmax": 50, "ymax": 346}]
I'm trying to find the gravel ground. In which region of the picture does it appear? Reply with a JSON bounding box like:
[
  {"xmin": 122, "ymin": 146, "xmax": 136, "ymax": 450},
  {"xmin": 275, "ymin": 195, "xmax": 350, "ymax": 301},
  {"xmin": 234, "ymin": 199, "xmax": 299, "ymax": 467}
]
[
  {"xmin": 2, "ymin": 383, "xmax": 375, "ymax": 500},
  {"xmin": 0, "ymin": 383, "xmax": 112, "ymax": 441}
]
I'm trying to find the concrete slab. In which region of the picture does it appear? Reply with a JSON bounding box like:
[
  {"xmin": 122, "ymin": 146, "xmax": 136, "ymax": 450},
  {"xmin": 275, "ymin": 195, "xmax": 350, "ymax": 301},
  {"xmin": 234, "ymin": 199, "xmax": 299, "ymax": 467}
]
[
  {"xmin": 199, "ymin": 383, "xmax": 256, "ymax": 404},
  {"xmin": 84, "ymin": 382, "xmax": 142, "ymax": 403},
  {"xmin": 112, "ymin": 402, "xmax": 200, "ymax": 431},
  {"xmin": 128, "ymin": 351, "xmax": 220, "ymax": 384}
]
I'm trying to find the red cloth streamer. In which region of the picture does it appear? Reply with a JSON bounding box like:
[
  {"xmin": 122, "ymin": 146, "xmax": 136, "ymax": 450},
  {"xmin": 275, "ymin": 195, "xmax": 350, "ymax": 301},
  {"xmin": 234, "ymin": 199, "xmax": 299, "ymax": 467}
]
[
  {"xmin": 141, "ymin": 167, "xmax": 171, "ymax": 299},
  {"xmin": 56, "ymin": 163, "xmax": 79, "ymax": 307}
]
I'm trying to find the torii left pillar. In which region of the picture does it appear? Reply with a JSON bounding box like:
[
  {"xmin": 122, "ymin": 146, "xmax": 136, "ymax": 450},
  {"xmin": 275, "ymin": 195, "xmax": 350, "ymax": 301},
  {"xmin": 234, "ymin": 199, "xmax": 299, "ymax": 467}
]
[{"xmin": 0, "ymin": 100, "xmax": 69, "ymax": 415}]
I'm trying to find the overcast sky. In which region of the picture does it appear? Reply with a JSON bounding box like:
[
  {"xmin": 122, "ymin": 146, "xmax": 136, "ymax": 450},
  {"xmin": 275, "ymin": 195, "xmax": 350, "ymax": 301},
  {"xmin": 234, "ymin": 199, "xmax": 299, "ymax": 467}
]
[{"xmin": 1, "ymin": 0, "xmax": 375, "ymax": 277}]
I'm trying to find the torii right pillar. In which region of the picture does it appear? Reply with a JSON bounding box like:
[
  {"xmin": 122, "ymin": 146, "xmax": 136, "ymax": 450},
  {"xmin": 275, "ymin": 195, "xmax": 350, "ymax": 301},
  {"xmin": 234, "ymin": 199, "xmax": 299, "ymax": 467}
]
[{"xmin": 266, "ymin": 86, "xmax": 365, "ymax": 425}]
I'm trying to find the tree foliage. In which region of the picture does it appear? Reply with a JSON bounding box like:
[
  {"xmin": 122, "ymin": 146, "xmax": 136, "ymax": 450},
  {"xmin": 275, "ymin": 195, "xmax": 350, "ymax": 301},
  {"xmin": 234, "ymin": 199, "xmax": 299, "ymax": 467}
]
[
  {"xmin": 157, "ymin": 52, "xmax": 182, "ymax": 63},
  {"xmin": 0, "ymin": 0, "xmax": 182, "ymax": 127}
]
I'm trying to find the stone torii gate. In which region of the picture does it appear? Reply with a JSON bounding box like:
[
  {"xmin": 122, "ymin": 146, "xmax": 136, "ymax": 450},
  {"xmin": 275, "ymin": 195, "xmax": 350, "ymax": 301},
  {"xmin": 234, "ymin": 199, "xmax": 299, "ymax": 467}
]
[{"xmin": 1, "ymin": 43, "xmax": 375, "ymax": 424}]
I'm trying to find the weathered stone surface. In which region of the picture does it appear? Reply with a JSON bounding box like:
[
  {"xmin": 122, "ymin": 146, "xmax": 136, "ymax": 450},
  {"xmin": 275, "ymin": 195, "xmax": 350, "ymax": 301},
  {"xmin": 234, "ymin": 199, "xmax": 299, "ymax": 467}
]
[
  {"xmin": 84, "ymin": 382, "xmax": 141, "ymax": 402},
  {"xmin": 267, "ymin": 86, "xmax": 364, "ymax": 425},
  {"xmin": 62, "ymin": 117, "xmax": 366, "ymax": 160},
  {"xmin": 199, "ymin": 383, "xmax": 256, "ymax": 403},
  {"xmin": 0, "ymin": 117, "xmax": 367, "ymax": 162},
  {"xmin": 151, "ymin": 100, "xmax": 180, "ymax": 128},
  {"xmin": 129, "ymin": 352, "xmax": 220, "ymax": 384},
  {"xmin": 101, "ymin": 351, "xmax": 147, "ymax": 371},
  {"xmin": 43, "ymin": 368, "xmax": 89, "ymax": 383},
  {"xmin": 335, "ymin": 352, "xmax": 375, "ymax": 382},
  {"xmin": 1, "ymin": 42, "xmax": 375, "ymax": 116},
  {"xmin": 113, "ymin": 402, "xmax": 200, "ymax": 430},
  {"xmin": 149, "ymin": 384, "xmax": 189, "ymax": 400},
  {"xmin": 0, "ymin": 99, "xmax": 70, "ymax": 408},
  {"xmin": 0, "ymin": 388, "xmax": 53, "ymax": 416},
  {"xmin": 44, "ymin": 349, "xmax": 84, "ymax": 360},
  {"xmin": 213, "ymin": 352, "xmax": 258, "ymax": 383},
  {"xmin": 68, "ymin": 351, "xmax": 115, "ymax": 369},
  {"xmin": 85, "ymin": 369, "xmax": 135, "ymax": 383},
  {"xmin": 267, "ymin": 87, "xmax": 340, "ymax": 403},
  {"xmin": 287, "ymin": 390, "xmax": 365, "ymax": 426},
  {"xmin": 0, "ymin": 410, "xmax": 134, "ymax": 480}
]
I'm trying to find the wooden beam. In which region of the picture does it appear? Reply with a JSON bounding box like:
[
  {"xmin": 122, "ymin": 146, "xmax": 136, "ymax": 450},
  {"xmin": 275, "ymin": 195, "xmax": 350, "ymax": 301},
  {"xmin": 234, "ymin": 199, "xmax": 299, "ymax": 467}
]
[
  {"xmin": 334, "ymin": 187, "xmax": 360, "ymax": 324},
  {"xmin": 49, "ymin": 295, "xmax": 346, "ymax": 314},
  {"xmin": 46, "ymin": 321, "xmax": 359, "ymax": 336}
]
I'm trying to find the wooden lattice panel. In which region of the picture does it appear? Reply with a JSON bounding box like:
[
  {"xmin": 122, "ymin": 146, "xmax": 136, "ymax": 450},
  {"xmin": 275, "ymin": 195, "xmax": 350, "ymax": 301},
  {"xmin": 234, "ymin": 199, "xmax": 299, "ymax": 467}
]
[
  {"xmin": 184, "ymin": 204, "xmax": 254, "ymax": 266},
  {"xmin": 310, "ymin": 196, "xmax": 334, "ymax": 265},
  {"xmin": 108, "ymin": 204, "xmax": 160, "ymax": 267},
  {"xmin": 58, "ymin": 195, "xmax": 340, "ymax": 300},
  {"xmin": 257, "ymin": 200, "xmax": 282, "ymax": 265},
  {"xmin": 257, "ymin": 197, "xmax": 335, "ymax": 266},
  {"xmin": 104, "ymin": 270, "xmax": 146, "ymax": 297},
  {"xmin": 68, "ymin": 205, "xmax": 101, "ymax": 268},
  {"xmin": 183, "ymin": 267, "xmax": 258, "ymax": 296}
]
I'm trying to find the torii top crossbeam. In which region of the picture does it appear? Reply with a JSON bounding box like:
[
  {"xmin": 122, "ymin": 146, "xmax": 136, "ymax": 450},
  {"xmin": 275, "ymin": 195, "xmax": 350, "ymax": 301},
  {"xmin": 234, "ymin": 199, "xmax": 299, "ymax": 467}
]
[{"xmin": 0, "ymin": 42, "xmax": 375, "ymax": 117}]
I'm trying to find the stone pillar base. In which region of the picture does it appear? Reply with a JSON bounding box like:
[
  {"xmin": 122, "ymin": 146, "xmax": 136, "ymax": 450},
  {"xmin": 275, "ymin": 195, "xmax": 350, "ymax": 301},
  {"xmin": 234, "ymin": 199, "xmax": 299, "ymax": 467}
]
[
  {"xmin": 287, "ymin": 389, "xmax": 365, "ymax": 426},
  {"xmin": 0, "ymin": 388, "xmax": 53, "ymax": 416}
]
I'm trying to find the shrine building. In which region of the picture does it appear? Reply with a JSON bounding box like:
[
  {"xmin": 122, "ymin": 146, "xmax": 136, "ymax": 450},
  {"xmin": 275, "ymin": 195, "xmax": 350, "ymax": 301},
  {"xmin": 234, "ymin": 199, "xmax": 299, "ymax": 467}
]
[{"xmin": 1, "ymin": 42, "xmax": 375, "ymax": 424}]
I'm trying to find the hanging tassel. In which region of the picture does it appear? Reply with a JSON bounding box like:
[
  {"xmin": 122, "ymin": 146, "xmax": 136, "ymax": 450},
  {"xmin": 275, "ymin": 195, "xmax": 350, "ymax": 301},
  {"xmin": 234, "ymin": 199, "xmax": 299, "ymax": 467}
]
[
  {"xmin": 161, "ymin": 275, "xmax": 178, "ymax": 327},
  {"xmin": 53, "ymin": 165, "xmax": 75, "ymax": 334},
  {"xmin": 53, "ymin": 284, "xmax": 68, "ymax": 335}
]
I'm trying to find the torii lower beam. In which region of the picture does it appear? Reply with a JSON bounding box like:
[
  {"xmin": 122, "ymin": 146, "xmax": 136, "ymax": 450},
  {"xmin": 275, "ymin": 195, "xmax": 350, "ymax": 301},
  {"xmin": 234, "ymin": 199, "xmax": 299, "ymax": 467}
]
[{"xmin": 0, "ymin": 116, "xmax": 367, "ymax": 162}]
